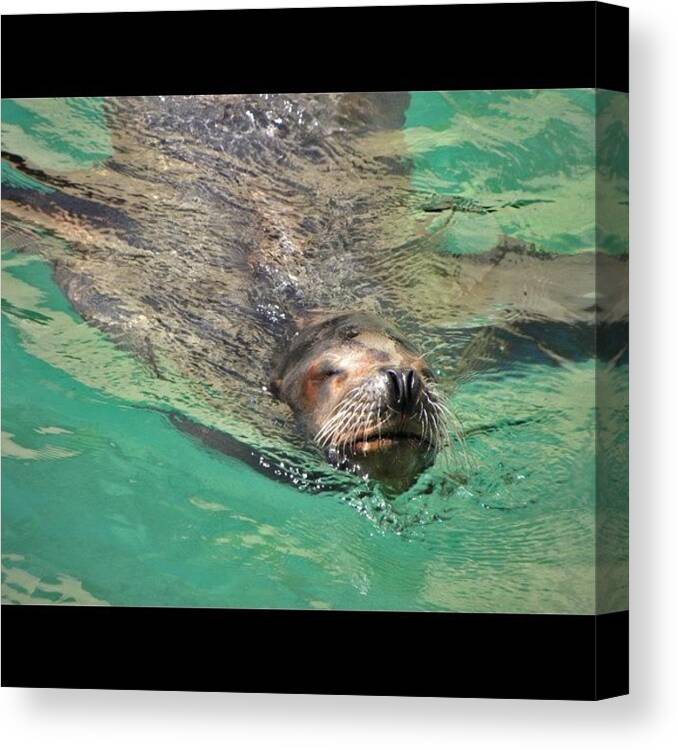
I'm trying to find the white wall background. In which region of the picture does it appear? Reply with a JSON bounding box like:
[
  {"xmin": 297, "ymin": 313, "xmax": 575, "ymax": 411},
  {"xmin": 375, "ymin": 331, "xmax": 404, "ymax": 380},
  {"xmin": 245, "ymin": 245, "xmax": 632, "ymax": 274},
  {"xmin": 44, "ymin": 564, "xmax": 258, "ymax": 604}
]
[{"xmin": 1, "ymin": 0, "xmax": 677, "ymax": 747}]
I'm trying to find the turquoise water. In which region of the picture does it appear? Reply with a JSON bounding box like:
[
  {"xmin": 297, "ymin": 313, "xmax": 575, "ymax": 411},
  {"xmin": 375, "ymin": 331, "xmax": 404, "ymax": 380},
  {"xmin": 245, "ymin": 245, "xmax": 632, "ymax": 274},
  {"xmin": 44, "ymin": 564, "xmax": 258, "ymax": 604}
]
[{"xmin": 1, "ymin": 91, "xmax": 628, "ymax": 612}]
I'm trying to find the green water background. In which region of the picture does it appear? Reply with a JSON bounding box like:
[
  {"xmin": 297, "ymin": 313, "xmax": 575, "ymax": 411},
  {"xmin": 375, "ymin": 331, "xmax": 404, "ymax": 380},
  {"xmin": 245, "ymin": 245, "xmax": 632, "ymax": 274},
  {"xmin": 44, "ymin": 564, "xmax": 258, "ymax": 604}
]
[{"xmin": 1, "ymin": 91, "xmax": 628, "ymax": 612}]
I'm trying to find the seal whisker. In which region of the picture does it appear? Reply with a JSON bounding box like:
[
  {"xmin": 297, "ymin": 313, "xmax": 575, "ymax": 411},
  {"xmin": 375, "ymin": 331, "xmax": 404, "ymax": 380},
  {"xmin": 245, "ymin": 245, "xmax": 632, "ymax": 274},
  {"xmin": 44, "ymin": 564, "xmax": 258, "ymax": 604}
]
[
  {"xmin": 351, "ymin": 400, "xmax": 372, "ymax": 449},
  {"xmin": 361, "ymin": 400, "xmax": 375, "ymax": 447},
  {"xmin": 419, "ymin": 403, "xmax": 430, "ymax": 447},
  {"xmin": 316, "ymin": 404, "xmax": 355, "ymax": 439},
  {"xmin": 315, "ymin": 390, "xmax": 365, "ymax": 444},
  {"xmin": 377, "ymin": 397, "xmax": 384, "ymax": 444},
  {"xmin": 323, "ymin": 397, "xmax": 368, "ymax": 449}
]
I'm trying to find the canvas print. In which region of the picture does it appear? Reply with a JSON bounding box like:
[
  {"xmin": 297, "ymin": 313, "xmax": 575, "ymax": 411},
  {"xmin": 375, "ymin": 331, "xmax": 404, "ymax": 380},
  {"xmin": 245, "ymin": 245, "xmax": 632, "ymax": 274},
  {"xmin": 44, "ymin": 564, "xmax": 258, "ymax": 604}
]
[{"xmin": 1, "ymin": 90, "xmax": 628, "ymax": 615}]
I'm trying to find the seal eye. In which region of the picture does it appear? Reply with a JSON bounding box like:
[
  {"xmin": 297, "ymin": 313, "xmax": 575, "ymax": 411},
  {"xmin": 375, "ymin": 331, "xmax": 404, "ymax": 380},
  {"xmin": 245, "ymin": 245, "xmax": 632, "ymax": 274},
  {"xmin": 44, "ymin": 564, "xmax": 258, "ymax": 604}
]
[
  {"xmin": 310, "ymin": 363, "xmax": 344, "ymax": 382},
  {"xmin": 421, "ymin": 367, "xmax": 436, "ymax": 382},
  {"xmin": 342, "ymin": 327, "xmax": 360, "ymax": 340},
  {"xmin": 319, "ymin": 366, "xmax": 343, "ymax": 379}
]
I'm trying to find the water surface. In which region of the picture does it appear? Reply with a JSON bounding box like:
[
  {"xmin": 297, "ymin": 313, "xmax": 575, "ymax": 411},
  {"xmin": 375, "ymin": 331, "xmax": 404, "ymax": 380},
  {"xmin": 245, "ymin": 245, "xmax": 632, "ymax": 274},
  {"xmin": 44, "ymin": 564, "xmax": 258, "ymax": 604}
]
[{"xmin": 1, "ymin": 90, "xmax": 628, "ymax": 613}]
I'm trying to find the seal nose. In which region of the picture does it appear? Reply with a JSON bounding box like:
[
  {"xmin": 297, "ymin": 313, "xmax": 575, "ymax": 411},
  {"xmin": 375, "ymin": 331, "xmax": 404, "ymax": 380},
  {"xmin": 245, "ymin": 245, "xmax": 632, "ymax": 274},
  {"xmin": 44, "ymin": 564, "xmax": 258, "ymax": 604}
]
[{"xmin": 385, "ymin": 368, "xmax": 421, "ymax": 413}]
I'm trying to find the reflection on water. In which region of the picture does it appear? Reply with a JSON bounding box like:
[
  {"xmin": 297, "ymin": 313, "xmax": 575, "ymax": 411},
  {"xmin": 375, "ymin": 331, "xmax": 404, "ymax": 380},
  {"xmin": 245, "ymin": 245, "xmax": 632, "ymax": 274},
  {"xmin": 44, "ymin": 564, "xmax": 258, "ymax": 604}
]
[{"xmin": 1, "ymin": 91, "xmax": 628, "ymax": 613}]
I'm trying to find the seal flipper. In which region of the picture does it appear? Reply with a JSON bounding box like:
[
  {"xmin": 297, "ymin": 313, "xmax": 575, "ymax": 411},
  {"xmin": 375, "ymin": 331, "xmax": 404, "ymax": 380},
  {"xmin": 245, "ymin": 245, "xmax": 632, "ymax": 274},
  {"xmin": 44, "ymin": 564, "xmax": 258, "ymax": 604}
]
[
  {"xmin": 52, "ymin": 262, "xmax": 167, "ymax": 380},
  {"xmin": 400, "ymin": 237, "xmax": 628, "ymax": 383}
]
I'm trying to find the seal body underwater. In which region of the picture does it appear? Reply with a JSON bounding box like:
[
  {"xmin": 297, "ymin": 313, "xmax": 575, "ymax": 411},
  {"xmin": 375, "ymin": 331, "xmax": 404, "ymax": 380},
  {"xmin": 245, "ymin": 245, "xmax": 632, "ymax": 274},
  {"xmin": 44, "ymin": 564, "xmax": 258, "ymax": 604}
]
[{"xmin": 1, "ymin": 93, "xmax": 420, "ymax": 488}]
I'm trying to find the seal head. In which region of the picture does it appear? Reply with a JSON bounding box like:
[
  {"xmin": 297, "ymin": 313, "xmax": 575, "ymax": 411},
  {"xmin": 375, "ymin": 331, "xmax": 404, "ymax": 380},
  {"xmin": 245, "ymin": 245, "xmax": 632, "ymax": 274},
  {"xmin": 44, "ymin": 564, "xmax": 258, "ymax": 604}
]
[{"xmin": 271, "ymin": 312, "xmax": 447, "ymax": 489}]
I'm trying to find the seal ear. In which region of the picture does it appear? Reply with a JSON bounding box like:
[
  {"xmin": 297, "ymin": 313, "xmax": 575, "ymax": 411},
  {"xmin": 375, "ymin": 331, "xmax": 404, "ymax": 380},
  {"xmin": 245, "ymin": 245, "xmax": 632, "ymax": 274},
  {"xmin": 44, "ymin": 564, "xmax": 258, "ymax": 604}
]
[{"xmin": 269, "ymin": 375, "xmax": 282, "ymax": 398}]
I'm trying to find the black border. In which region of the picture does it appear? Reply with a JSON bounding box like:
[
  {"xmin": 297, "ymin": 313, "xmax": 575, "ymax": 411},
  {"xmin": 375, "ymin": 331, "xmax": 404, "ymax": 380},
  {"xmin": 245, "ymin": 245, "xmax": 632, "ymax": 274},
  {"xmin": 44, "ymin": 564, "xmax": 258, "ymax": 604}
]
[
  {"xmin": 1, "ymin": 2, "xmax": 628, "ymax": 98},
  {"xmin": 1, "ymin": 605, "xmax": 628, "ymax": 699}
]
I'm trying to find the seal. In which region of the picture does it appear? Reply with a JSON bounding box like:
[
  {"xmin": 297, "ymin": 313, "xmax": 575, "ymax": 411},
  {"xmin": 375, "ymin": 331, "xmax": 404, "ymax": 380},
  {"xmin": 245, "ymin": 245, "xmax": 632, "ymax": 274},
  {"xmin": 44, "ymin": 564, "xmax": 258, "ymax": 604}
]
[
  {"xmin": 271, "ymin": 311, "xmax": 448, "ymax": 489},
  {"xmin": 2, "ymin": 93, "xmax": 628, "ymax": 495}
]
